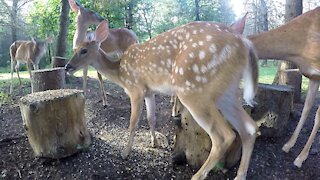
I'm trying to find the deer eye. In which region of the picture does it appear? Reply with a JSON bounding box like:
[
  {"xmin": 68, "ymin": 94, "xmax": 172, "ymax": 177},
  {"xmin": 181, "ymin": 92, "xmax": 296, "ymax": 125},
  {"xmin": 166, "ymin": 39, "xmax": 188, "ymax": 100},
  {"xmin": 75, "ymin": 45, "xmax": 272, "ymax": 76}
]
[{"xmin": 80, "ymin": 49, "xmax": 87, "ymax": 55}]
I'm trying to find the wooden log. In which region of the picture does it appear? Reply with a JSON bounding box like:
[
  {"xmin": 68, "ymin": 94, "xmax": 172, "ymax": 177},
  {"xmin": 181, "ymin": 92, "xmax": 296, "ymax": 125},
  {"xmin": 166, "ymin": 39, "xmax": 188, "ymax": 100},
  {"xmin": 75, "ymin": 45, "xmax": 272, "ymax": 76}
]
[
  {"xmin": 172, "ymin": 83, "xmax": 294, "ymax": 170},
  {"xmin": 52, "ymin": 56, "xmax": 68, "ymax": 68},
  {"xmin": 172, "ymin": 98, "xmax": 242, "ymax": 170},
  {"xmin": 251, "ymin": 83, "xmax": 294, "ymax": 137},
  {"xmin": 19, "ymin": 89, "xmax": 91, "ymax": 159},
  {"xmin": 31, "ymin": 67, "xmax": 65, "ymax": 93}
]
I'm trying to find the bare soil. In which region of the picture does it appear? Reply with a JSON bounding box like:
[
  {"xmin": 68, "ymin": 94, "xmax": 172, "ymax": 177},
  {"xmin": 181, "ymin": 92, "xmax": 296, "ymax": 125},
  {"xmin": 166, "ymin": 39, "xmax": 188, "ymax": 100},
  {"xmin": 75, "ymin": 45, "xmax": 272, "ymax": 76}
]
[{"xmin": 1, "ymin": 76, "xmax": 320, "ymax": 180}]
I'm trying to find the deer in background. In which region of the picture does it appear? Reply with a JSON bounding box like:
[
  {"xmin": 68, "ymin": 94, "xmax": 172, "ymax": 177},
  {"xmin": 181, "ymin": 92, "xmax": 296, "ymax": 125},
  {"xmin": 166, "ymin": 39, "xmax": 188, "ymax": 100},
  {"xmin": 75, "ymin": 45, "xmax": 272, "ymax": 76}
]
[
  {"xmin": 66, "ymin": 19, "xmax": 259, "ymax": 180},
  {"xmin": 9, "ymin": 36, "xmax": 52, "ymax": 94},
  {"xmin": 248, "ymin": 7, "xmax": 320, "ymax": 168},
  {"xmin": 68, "ymin": 0, "xmax": 138, "ymax": 107}
]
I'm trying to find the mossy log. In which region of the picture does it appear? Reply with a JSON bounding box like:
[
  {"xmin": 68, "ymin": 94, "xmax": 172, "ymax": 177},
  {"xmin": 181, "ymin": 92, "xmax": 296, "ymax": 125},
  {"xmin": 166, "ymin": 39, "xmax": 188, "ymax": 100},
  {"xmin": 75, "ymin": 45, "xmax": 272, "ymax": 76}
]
[
  {"xmin": 31, "ymin": 67, "xmax": 65, "ymax": 93},
  {"xmin": 19, "ymin": 89, "xmax": 91, "ymax": 159}
]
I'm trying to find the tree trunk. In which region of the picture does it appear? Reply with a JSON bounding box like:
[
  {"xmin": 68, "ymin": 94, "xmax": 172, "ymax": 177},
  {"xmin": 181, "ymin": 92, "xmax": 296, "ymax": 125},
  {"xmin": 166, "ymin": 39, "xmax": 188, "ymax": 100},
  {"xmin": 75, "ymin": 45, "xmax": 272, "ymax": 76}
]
[
  {"xmin": 19, "ymin": 89, "xmax": 91, "ymax": 159},
  {"xmin": 11, "ymin": 0, "xmax": 18, "ymax": 43},
  {"xmin": 259, "ymin": 0, "xmax": 268, "ymax": 66},
  {"xmin": 31, "ymin": 67, "xmax": 66, "ymax": 93},
  {"xmin": 55, "ymin": 0, "xmax": 70, "ymax": 57},
  {"xmin": 195, "ymin": 0, "xmax": 200, "ymax": 21},
  {"xmin": 126, "ymin": 0, "xmax": 134, "ymax": 29},
  {"xmin": 273, "ymin": 0, "xmax": 302, "ymax": 103}
]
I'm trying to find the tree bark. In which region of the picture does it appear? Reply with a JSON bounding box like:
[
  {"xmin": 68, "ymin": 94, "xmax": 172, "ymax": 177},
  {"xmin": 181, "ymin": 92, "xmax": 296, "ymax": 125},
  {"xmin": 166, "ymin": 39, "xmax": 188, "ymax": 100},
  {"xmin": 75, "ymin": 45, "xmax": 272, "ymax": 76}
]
[
  {"xmin": 273, "ymin": 0, "xmax": 302, "ymax": 103},
  {"xmin": 11, "ymin": 0, "xmax": 18, "ymax": 43},
  {"xmin": 126, "ymin": 0, "xmax": 134, "ymax": 29},
  {"xmin": 55, "ymin": 0, "xmax": 70, "ymax": 57},
  {"xmin": 259, "ymin": 0, "xmax": 268, "ymax": 67},
  {"xmin": 195, "ymin": 0, "xmax": 200, "ymax": 21},
  {"xmin": 31, "ymin": 67, "xmax": 66, "ymax": 93},
  {"xmin": 19, "ymin": 89, "xmax": 91, "ymax": 158}
]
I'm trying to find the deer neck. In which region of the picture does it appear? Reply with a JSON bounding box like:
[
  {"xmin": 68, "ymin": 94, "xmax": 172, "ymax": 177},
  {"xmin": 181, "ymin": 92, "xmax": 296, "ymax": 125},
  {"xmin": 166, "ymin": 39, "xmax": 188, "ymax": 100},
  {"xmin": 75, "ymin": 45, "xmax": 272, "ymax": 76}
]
[
  {"xmin": 73, "ymin": 22, "xmax": 89, "ymax": 49},
  {"xmin": 248, "ymin": 29, "xmax": 303, "ymax": 64},
  {"xmin": 92, "ymin": 49, "xmax": 122, "ymax": 85}
]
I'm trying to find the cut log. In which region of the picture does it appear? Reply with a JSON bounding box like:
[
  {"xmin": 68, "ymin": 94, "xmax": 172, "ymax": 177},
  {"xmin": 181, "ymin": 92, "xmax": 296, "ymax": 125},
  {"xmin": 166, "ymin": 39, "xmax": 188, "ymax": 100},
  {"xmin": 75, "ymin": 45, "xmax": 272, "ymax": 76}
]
[
  {"xmin": 251, "ymin": 83, "xmax": 294, "ymax": 137},
  {"xmin": 52, "ymin": 56, "xmax": 68, "ymax": 68},
  {"xmin": 31, "ymin": 67, "xmax": 65, "ymax": 93},
  {"xmin": 19, "ymin": 89, "xmax": 91, "ymax": 159},
  {"xmin": 172, "ymin": 83, "xmax": 294, "ymax": 170},
  {"xmin": 172, "ymin": 98, "xmax": 242, "ymax": 170}
]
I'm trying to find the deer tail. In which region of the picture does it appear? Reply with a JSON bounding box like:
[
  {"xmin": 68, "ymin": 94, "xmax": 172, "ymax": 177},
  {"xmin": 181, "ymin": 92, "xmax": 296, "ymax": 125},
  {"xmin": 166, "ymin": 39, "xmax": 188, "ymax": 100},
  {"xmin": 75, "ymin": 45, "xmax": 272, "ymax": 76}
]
[{"xmin": 242, "ymin": 38, "xmax": 258, "ymax": 107}]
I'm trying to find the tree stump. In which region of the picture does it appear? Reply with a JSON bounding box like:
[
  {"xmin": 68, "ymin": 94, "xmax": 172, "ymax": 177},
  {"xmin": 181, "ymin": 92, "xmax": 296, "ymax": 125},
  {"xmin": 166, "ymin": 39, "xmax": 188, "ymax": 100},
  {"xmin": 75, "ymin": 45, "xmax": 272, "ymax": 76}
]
[
  {"xmin": 31, "ymin": 67, "xmax": 65, "ymax": 93},
  {"xmin": 172, "ymin": 83, "xmax": 294, "ymax": 170},
  {"xmin": 251, "ymin": 83, "xmax": 294, "ymax": 137},
  {"xmin": 19, "ymin": 89, "xmax": 91, "ymax": 159},
  {"xmin": 52, "ymin": 56, "xmax": 68, "ymax": 68},
  {"xmin": 172, "ymin": 98, "xmax": 242, "ymax": 170}
]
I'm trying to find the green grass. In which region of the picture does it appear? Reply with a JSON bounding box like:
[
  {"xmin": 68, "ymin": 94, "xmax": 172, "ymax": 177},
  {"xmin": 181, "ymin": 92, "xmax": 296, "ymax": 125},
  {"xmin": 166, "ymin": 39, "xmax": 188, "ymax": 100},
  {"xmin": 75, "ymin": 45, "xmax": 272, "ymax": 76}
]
[{"xmin": 258, "ymin": 62, "xmax": 309, "ymax": 93}]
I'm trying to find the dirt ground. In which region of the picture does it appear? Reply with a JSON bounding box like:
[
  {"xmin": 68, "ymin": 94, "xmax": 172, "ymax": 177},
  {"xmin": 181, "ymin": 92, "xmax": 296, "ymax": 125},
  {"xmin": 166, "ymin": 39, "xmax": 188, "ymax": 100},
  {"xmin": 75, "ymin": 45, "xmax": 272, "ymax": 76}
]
[{"xmin": 1, "ymin": 76, "xmax": 320, "ymax": 180}]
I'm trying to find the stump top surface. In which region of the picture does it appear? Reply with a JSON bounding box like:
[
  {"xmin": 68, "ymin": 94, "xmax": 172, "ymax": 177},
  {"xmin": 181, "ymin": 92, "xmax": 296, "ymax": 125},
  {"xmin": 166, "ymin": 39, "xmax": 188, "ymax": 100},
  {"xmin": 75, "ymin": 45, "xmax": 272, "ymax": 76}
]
[
  {"xmin": 20, "ymin": 89, "xmax": 83, "ymax": 103},
  {"xmin": 258, "ymin": 83, "xmax": 294, "ymax": 92},
  {"xmin": 32, "ymin": 67, "xmax": 65, "ymax": 73}
]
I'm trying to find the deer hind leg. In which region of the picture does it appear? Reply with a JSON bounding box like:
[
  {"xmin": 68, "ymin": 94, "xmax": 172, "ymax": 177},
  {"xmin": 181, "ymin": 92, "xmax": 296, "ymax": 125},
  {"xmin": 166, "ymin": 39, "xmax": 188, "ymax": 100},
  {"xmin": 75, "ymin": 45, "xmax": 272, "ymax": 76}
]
[
  {"xmin": 145, "ymin": 94, "xmax": 159, "ymax": 148},
  {"xmin": 97, "ymin": 72, "xmax": 108, "ymax": 107},
  {"xmin": 283, "ymin": 80, "xmax": 320, "ymax": 153},
  {"xmin": 82, "ymin": 67, "xmax": 88, "ymax": 96},
  {"xmin": 294, "ymin": 106, "xmax": 320, "ymax": 167},
  {"xmin": 122, "ymin": 91, "xmax": 144, "ymax": 159},
  {"xmin": 179, "ymin": 95, "xmax": 235, "ymax": 180},
  {"xmin": 218, "ymin": 93, "xmax": 258, "ymax": 180},
  {"xmin": 14, "ymin": 61, "xmax": 22, "ymax": 86}
]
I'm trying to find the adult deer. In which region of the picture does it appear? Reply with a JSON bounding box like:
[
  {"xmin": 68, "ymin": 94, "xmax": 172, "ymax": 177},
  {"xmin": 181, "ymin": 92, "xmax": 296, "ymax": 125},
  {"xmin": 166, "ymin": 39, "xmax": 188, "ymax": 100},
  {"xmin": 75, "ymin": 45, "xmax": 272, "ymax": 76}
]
[
  {"xmin": 248, "ymin": 7, "xmax": 320, "ymax": 168},
  {"xmin": 9, "ymin": 36, "xmax": 52, "ymax": 94},
  {"xmin": 68, "ymin": 0, "xmax": 138, "ymax": 107},
  {"xmin": 66, "ymin": 20, "xmax": 259, "ymax": 180}
]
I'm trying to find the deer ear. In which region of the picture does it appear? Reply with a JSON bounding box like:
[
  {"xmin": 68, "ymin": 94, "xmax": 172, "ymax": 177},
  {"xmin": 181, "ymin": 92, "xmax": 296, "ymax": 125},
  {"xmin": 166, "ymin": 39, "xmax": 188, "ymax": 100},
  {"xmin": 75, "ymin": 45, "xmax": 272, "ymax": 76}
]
[
  {"xmin": 69, "ymin": 0, "xmax": 79, "ymax": 13},
  {"xmin": 31, "ymin": 37, "xmax": 36, "ymax": 44},
  {"xmin": 94, "ymin": 20, "xmax": 109, "ymax": 44},
  {"xmin": 230, "ymin": 12, "xmax": 248, "ymax": 34}
]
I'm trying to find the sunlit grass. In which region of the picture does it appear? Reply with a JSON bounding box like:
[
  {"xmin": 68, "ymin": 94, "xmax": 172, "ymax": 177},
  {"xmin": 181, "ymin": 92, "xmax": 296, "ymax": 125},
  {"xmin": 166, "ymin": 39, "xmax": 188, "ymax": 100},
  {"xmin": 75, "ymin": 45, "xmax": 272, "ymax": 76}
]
[{"xmin": 258, "ymin": 62, "xmax": 309, "ymax": 93}]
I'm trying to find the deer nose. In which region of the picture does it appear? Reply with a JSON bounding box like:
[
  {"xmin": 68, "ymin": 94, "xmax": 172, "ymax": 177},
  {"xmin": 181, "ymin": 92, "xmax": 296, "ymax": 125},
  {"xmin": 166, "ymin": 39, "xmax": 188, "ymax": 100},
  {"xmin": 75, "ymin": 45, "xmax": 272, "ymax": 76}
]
[{"xmin": 65, "ymin": 64, "xmax": 74, "ymax": 72}]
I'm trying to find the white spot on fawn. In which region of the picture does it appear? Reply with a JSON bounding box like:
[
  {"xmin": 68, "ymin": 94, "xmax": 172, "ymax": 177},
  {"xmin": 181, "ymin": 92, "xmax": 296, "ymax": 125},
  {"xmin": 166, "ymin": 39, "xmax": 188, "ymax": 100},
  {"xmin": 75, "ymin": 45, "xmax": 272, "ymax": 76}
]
[
  {"xmin": 199, "ymin": 51, "xmax": 206, "ymax": 60},
  {"xmin": 179, "ymin": 68, "xmax": 184, "ymax": 75},
  {"xmin": 192, "ymin": 64, "xmax": 200, "ymax": 74},
  {"xmin": 206, "ymin": 35, "xmax": 212, "ymax": 41}
]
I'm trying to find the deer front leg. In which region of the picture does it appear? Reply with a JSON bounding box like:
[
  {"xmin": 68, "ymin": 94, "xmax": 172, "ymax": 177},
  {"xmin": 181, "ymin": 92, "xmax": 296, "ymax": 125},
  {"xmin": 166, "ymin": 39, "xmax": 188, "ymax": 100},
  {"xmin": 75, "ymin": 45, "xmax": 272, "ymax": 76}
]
[
  {"xmin": 122, "ymin": 91, "xmax": 144, "ymax": 159},
  {"xmin": 145, "ymin": 94, "xmax": 159, "ymax": 148},
  {"xmin": 294, "ymin": 106, "xmax": 320, "ymax": 167},
  {"xmin": 97, "ymin": 72, "xmax": 108, "ymax": 107},
  {"xmin": 27, "ymin": 61, "xmax": 33, "ymax": 93},
  {"xmin": 10, "ymin": 61, "xmax": 15, "ymax": 94},
  {"xmin": 179, "ymin": 96, "xmax": 235, "ymax": 180},
  {"xmin": 283, "ymin": 80, "xmax": 320, "ymax": 152},
  {"xmin": 82, "ymin": 67, "xmax": 88, "ymax": 96}
]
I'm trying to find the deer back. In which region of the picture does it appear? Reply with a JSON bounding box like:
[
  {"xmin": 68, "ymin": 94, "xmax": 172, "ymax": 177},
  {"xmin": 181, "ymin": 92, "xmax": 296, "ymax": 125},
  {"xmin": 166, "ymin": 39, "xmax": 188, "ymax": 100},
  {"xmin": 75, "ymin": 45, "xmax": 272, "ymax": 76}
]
[{"xmin": 116, "ymin": 22, "xmax": 251, "ymax": 95}]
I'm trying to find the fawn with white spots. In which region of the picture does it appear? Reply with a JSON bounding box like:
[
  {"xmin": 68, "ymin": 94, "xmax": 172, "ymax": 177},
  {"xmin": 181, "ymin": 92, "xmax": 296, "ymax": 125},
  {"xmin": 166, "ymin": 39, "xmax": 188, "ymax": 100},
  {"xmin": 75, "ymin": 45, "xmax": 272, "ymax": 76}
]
[
  {"xmin": 249, "ymin": 7, "xmax": 320, "ymax": 168},
  {"xmin": 9, "ymin": 36, "xmax": 52, "ymax": 94},
  {"xmin": 68, "ymin": 0, "xmax": 138, "ymax": 107},
  {"xmin": 66, "ymin": 20, "xmax": 259, "ymax": 180}
]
